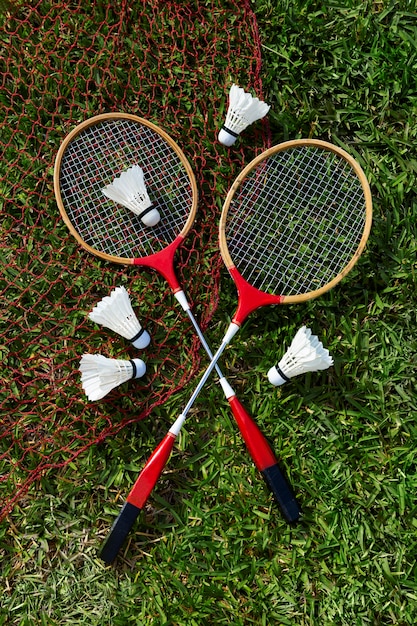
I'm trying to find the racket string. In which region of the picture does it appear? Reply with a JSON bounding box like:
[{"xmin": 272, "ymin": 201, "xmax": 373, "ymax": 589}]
[
  {"xmin": 226, "ymin": 146, "xmax": 367, "ymax": 295},
  {"xmin": 59, "ymin": 118, "xmax": 193, "ymax": 258},
  {"xmin": 273, "ymin": 167, "xmax": 366, "ymax": 293}
]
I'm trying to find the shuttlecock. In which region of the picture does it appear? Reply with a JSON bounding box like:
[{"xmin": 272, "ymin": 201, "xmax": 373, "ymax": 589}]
[
  {"xmin": 88, "ymin": 286, "xmax": 151, "ymax": 349},
  {"xmin": 218, "ymin": 84, "xmax": 270, "ymax": 147},
  {"xmin": 102, "ymin": 165, "xmax": 160, "ymax": 226},
  {"xmin": 79, "ymin": 354, "xmax": 146, "ymax": 401},
  {"xmin": 268, "ymin": 326, "xmax": 333, "ymax": 386}
]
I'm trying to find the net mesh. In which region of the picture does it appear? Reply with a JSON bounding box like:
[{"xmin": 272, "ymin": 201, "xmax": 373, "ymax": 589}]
[{"xmin": 0, "ymin": 0, "xmax": 269, "ymax": 520}]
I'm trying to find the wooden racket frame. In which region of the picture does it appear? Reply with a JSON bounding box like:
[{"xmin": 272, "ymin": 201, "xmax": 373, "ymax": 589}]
[
  {"xmin": 219, "ymin": 139, "xmax": 373, "ymax": 318},
  {"xmin": 53, "ymin": 112, "xmax": 198, "ymax": 290}
]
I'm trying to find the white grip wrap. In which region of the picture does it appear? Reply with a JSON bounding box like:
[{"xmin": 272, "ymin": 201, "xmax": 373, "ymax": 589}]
[
  {"xmin": 267, "ymin": 366, "xmax": 288, "ymax": 386},
  {"xmin": 219, "ymin": 377, "xmax": 235, "ymax": 399},
  {"xmin": 222, "ymin": 322, "xmax": 240, "ymax": 345},
  {"xmin": 169, "ymin": 413, "xmax": 186, "ymax": 437},
  {"xmin": 174, "ymin": 290, "xmax": 190, "ymax": 311}
]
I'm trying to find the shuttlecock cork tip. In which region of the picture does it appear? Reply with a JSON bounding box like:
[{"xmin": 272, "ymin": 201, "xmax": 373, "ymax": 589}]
[
  {"xmin": 267, "ymin": 365, "xmax": 290, "ymax": 387},
  {"xmin": 218, "ymin": 127, "xmax": 238, "ymax": 146},
  {"xmin": 130, "ymin": 358, "xmax": 146, "ymax": 379},
  {"xmin": 131, "ymin": 327, "xmax": 151, "ymax": 349},
  {"xmin": 140, "ymin": 206, "xmax": 160, "ymax": 227}
]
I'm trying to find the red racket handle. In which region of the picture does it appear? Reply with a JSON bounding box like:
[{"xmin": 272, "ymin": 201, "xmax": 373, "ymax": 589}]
[
  {"xmin": 99, "ymin": 433, "xmax": 176, "ymax": 564},
  {"xmin": 228, "ymin": 396, "xmax": 301, "ymax": 522}
]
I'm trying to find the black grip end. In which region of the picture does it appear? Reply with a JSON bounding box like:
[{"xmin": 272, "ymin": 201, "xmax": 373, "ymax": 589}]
[
  {"xmin": 262, "ymin": 464, "xmax": 301, "ymax": 523},
  {"xmin": 99, "ymin": 501, "xmax": 141, "ymax": 564}
]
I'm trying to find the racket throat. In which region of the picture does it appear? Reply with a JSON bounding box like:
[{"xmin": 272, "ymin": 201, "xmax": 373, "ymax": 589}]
[
  {"xmin": 133, "ymin": 237, "xmax": 184, "ymax": 293},
  {"xmin": 228, "ymin": 266, "xmax": 284, "ymax": 325}
]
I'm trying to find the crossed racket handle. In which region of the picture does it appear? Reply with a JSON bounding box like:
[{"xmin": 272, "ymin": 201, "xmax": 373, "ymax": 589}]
[{"xmin": 100, "ymin": 301, "xmax": 301, "ymax": 564}]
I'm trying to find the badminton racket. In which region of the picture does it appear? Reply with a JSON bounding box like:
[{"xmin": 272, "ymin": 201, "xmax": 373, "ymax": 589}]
[
  {"xmin": 103, "ymin": 138, "xmax": 373, "ymax": 560},
  {"xmin": 53, "ymin": 113, "xmax": 300, "ymax": 561}
]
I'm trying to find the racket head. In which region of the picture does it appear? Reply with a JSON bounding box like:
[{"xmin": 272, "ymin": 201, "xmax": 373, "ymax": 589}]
[
  {"xmin": 53, "ymin": 113, "xmax": 198, "ymax": 284},
  {"xmin": 219, "ymin": 139, "xmax": 372, "ymax": 324}
]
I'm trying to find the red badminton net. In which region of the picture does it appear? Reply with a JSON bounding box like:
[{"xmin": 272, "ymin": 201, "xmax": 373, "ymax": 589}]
[{"xmin": 0, "ymin": 0, "xmax": 270, "ymax": 520}]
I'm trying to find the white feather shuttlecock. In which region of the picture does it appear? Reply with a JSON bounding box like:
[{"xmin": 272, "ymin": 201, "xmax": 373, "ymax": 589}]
[
  {"xmin": 88, "ymin": 286, "xmax": 151, "ymax": 349},
  {"xmin": 218, "ymin": 84, "xmax": 270, "ymax": 147},
  {"xmin": 79, "ymin": 354, "xmax": 146, "ymax": 401},
  {"xmin": 268, "ymin": 326, "xmax": 333, "ymax": 386},
  {"xmin": 102, "ymin": 165, "xmax": 160, "ymax": 226}
]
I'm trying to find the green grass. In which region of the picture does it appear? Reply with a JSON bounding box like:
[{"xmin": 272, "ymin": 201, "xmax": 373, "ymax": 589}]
[{"xmin": 1, "ymin": 0, "xmax": 417, "ymax": 624}]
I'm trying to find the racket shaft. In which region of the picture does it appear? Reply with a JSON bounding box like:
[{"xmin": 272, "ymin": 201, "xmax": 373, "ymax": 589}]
[
  {"xmin": 99, "ymin": 432, "xmax": 176, "ymax": 563},
  {"xmin": 187, "ymin": 308, "xmax": 300, "ymax": 520},
  {"xmin": 228, "ymin": 396, "xmax": 301, "ymax": 522},
  {"xmin": 181, "ymin": 339, "xmax": 230, "ymax": 417}
]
